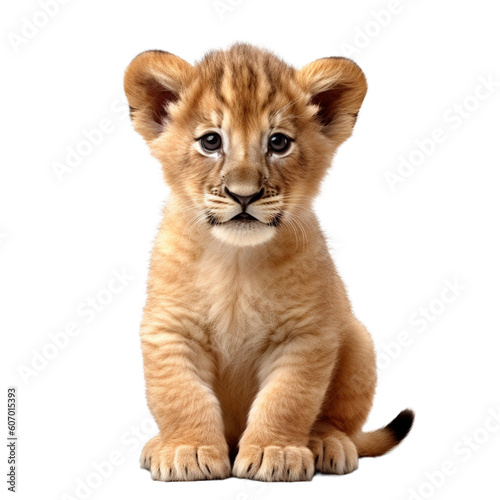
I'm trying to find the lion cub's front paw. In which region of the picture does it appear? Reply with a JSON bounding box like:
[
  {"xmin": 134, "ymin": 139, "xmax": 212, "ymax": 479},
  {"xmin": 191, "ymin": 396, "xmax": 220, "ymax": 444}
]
[
  {"xmin": 140, "ymin": 435, "xmax": 231, "ymax": 481},
  {"xmin": 233, "ymin": 445, "xmax": 314, "ymax": 482}
]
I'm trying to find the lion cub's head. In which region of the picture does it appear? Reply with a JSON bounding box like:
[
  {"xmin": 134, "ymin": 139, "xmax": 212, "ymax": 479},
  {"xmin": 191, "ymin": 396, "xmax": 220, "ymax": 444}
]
[{"xmin": 124, "ymin": 44, "xmax": 366, "ymax": 247}]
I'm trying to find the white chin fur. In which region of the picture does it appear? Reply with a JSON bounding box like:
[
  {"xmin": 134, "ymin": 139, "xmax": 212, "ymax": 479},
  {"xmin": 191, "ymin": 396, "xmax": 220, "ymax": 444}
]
[{"xmin": 211, "ymin": 222, "xmax": 276, "ymax": 247}]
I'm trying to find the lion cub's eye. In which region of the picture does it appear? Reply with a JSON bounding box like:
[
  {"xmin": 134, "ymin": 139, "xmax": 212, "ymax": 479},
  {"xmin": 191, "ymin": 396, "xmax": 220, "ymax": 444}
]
[
  {"xmin": 268, "ymin": 133, "xmax": 292, "ymax": 154},
  {"xmin": 199, "ymin": 132, "xmax": 222, "ymax": 152}
]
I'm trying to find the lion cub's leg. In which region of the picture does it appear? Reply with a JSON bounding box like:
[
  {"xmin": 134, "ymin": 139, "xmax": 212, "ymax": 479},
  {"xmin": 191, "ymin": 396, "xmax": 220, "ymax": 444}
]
[
  {"xmin": 140, "ymin": 326, "xmax": 230, "ymax": 481},
  {"xmin": 309, "ymin": 320, "xmax": 376, "ymax": 474},
  {"xmin": 233, "ymin": 334, "xmax": 336, "ymax": 482}
]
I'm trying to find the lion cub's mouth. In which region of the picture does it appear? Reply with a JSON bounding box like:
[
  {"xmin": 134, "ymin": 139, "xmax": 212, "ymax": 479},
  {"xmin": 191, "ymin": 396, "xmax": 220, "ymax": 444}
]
[{"xmin": 230, "ymin": 212, "xmax": 258, "ymax": 222}]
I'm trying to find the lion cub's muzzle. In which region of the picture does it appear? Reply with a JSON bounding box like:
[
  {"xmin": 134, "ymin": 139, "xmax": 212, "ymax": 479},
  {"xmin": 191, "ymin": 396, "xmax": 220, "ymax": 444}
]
[{"xmin": 224, "ymin": 187, "xmax": 265, "ymax": 220}]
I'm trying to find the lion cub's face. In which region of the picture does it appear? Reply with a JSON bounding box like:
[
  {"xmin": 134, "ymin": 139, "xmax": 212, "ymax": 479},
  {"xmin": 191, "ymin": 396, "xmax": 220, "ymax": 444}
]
[{"xmin": 125, "ymin": 44, "xmax": 367, "ymax": 247}]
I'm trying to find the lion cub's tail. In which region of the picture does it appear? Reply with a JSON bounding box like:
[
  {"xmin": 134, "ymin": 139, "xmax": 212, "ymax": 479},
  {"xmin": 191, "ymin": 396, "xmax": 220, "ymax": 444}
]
[{"xmin": 351, "ymin": 409, "xmax": 415, "ymax": 457}]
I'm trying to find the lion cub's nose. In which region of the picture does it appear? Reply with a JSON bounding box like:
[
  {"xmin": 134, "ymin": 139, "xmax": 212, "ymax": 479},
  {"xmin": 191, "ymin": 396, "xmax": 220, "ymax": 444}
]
[{"xmin": 224, "ymin": 187, "xmax": 264, "ymax": 211}]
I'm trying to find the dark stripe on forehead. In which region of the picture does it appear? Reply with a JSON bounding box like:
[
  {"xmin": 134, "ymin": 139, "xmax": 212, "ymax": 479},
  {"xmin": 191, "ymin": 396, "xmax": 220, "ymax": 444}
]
[
  {"xmin": 247, "ymin": 64, "xmax": 258, "ymax": 93},
  {"xmin": 213, "ymin": 65, "xmax": 227, "ymax": 106},
  {"xmin": 184, "ymin": 76, "xmax": 205, "ymax": 117},
  {"xmin": 230, "ymin": 60, "xmax": 240, "ymax": 92},
  {"xmin": 263, "ymin": 58, "xmax": 278, "ymax": 108}
]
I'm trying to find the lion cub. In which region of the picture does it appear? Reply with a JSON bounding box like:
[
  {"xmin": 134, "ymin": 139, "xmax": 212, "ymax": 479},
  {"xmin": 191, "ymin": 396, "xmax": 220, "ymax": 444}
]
[{"xmin": 124, "ymin": 44, "xmax": 414, "ymax": 482}]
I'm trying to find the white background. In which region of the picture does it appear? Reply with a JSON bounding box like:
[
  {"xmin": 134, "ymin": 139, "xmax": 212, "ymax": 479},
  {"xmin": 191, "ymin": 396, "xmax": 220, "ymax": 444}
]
[{"xmin": 2, "ymin": 0, "xmax": 499, "ymax": 499}]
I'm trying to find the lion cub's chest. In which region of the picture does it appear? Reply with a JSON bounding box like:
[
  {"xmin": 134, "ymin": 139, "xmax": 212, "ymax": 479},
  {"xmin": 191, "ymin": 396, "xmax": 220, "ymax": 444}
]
[{"xmin": 195, "ymin": 253, "xmax": 274, "ymax": 364}]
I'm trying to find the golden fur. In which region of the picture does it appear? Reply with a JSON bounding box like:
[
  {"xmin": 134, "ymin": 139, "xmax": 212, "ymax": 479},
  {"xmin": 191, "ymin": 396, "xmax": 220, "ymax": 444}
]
[{"xmin": 124, "ymin": 43, "xmax": 414, "ymax": 482}]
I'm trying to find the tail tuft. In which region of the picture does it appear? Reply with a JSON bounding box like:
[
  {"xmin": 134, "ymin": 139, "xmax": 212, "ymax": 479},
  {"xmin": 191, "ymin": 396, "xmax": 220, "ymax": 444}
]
[
  {"xmin": 385, "ymin": 409, "xmax": 415, "ymax": 442},
  {"xmin": 352, "ymin": 408, "xmax": 415, "ymax": 457}
]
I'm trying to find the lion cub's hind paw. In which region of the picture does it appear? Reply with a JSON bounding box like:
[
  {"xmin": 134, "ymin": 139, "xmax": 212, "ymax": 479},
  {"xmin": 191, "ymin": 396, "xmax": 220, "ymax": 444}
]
[{"xmin": 309, "ymin": 433, "xmax": 358, "ymax": 475}]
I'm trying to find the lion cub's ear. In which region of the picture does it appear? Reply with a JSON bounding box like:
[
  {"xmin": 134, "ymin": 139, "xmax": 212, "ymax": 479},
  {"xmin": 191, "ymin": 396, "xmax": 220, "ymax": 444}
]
[
  {"xmin": 297, "ymin": 57, "xmax": 367, "ymax": 144},
  {"xmin": 124, "ymin": 50, "xmax": 193, "ymax": 142}
]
